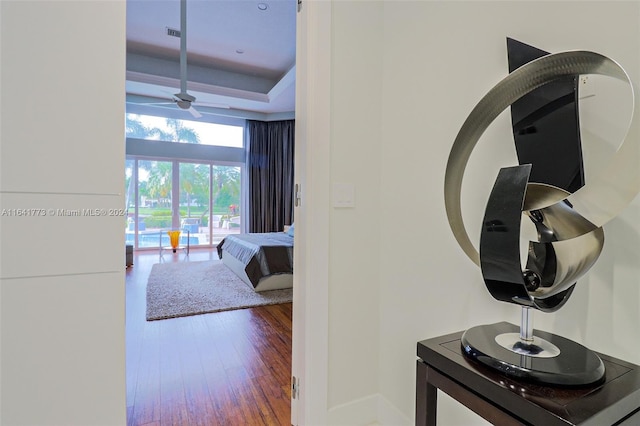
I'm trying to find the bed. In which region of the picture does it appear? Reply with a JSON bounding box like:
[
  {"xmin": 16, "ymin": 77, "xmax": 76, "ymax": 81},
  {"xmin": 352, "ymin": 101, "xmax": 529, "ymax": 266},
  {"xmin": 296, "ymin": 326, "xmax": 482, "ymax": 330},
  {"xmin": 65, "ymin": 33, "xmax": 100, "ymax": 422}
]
[{"xmin": 216, "ymin": 230, "xmax": 294, "ymax": 292}]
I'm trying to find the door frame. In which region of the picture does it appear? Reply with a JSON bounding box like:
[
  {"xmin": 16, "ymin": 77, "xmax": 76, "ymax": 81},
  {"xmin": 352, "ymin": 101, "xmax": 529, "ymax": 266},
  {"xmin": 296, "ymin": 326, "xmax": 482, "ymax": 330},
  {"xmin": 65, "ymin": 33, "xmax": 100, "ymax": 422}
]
[{"xmin": 291, "ymin": 1, "xmax": 332, "ymax": 424}]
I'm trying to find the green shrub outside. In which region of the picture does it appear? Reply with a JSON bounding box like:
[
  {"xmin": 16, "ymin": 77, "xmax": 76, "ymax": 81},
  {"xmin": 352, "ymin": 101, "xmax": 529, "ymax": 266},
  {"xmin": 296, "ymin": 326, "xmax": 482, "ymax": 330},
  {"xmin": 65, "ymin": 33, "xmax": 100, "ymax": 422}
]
[
  {"xmin": 143, "ymin": 216, "xmax": 172, "ymax": 228},
  {"xmin": 135, "ymin": 206, "xmax": 235, "ymax": 229},
  {"xmin": 141, "ymin": 213, "xmax": 210, "ymax": 229}
]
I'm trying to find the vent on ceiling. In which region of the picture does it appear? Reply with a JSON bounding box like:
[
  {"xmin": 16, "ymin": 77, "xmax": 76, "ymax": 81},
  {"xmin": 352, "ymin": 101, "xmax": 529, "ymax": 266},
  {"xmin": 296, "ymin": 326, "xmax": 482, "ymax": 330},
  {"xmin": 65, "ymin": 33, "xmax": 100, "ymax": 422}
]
[{"xmin": 166, "ymin": 27, "xmax": 181, "ymax": 38}]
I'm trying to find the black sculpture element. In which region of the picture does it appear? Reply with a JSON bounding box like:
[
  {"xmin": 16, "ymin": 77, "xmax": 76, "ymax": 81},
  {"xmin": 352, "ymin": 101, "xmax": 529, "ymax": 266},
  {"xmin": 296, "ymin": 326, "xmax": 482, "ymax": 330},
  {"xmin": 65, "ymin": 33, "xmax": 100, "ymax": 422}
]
[
  {"xmin": 507, "ymin": 38, "xmax": 585, "ymax": 194},
  {"xmin": 480, "ymin": 165, "xmax": 534, "ymax": 306}
]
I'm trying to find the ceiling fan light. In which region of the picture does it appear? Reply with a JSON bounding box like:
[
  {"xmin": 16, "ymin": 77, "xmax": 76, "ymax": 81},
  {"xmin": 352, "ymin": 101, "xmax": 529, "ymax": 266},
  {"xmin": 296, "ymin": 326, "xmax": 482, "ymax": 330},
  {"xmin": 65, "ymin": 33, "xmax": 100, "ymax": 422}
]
[{"xmin": 176, "ymin": 100, "xmax": 191, "ymax": 110}]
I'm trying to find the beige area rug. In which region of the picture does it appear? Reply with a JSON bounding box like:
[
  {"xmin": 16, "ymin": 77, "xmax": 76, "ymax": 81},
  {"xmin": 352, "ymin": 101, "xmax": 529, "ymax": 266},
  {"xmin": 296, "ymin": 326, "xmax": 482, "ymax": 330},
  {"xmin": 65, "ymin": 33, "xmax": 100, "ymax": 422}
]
[{"xmin": 146, "ymin": 260, "xmax": 292, "ymax": 321}]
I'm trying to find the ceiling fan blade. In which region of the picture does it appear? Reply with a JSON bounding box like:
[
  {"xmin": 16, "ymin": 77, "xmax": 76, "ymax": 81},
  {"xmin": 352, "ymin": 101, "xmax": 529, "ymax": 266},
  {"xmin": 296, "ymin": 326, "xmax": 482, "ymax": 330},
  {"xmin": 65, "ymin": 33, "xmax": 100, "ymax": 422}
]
[
  {"xmin": 188, "ymin": 106, "xmax": 202, "ymax": 118},
  {"xmin": 132, "ymin": 101, "xmax": 175, "ymax": 106},
  {"xmin": 194, "ymin": 101, "xmax": 231, "ymax": 109}
]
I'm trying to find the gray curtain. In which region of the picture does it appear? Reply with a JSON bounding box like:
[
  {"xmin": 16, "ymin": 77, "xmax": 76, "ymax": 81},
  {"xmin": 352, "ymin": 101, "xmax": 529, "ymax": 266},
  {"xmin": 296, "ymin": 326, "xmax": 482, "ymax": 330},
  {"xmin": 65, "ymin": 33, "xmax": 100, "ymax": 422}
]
[{"xmin": 247, "ymin": 120, "xmax": 295, "ymax": 233}]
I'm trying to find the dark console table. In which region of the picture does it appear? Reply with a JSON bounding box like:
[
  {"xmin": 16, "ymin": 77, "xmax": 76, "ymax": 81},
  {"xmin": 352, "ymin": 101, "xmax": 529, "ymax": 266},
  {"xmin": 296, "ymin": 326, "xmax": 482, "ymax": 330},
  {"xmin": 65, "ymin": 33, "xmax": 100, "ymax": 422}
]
[{"xmin": 416, "ymin": 323, "xmax": 640, "ymax": 425}]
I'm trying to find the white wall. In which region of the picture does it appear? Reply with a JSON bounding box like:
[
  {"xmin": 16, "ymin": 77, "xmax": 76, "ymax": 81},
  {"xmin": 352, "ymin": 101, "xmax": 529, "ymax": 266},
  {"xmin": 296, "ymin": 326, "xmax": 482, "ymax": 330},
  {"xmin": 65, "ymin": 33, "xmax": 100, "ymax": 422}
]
[
  {"xmin": 320, "ymin": 1, "xmax": 640, "ymax": 424},
  {"xmin": 328, "ymin": 1, "xmax": 384, "ymax": 417},
  {"xmin": 0, "ymin": 2, "xmax": 126, "ymax": 425}
]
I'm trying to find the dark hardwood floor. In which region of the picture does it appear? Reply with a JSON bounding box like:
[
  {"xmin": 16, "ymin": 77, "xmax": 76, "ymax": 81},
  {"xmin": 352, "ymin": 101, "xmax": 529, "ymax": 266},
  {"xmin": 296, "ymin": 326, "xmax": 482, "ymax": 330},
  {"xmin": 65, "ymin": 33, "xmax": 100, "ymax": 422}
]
[{"xmin": 126, "ymin": 248, "xmax": 292, "ymax": 426}]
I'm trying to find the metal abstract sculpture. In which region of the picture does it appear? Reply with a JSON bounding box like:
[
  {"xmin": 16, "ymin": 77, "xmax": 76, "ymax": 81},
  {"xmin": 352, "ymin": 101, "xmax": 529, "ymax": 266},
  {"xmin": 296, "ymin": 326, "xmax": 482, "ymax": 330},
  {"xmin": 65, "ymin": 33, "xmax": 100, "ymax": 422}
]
[{"xmin": 445, "ymin": 39, "xmax": 639, "ymax": 385}]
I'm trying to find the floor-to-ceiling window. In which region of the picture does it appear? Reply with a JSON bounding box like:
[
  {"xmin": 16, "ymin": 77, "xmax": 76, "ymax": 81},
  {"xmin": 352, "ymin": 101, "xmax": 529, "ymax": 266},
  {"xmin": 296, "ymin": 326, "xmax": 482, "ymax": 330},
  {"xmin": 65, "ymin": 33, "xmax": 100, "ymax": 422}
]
[
  {"xmin": 211, "ymin": 164, "xmax": 242, "ymax": 243},
  {"xmin": 125, "ymin": 113, "xmax": 245, "ymax": 249},
  {"xmin": 179, "ymin": 162, "xmax": 210, "ymax": 246},
  {"xmin": 138, "ymin": 159, "xmax": 173, "ymax": 248}
]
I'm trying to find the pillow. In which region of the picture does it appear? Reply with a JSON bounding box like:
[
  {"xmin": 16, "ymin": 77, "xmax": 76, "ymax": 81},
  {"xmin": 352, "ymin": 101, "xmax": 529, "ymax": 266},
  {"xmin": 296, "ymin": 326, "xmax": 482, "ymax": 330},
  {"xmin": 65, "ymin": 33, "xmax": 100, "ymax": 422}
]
[{"xmin": 287, "ymin": 223, "xmax": 295, "ymax": 237}]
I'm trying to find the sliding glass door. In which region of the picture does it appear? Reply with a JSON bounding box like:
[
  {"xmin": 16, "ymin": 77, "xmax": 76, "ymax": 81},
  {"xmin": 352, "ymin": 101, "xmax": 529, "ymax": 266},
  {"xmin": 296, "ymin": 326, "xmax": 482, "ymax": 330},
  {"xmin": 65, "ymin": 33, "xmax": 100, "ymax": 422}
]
[
  {"xmin": 137, "ymin": 160, "xmax": 173, "ymax": 248},
  {"xmin": 125, "ymin": 159, "xmax": 136, "ymax": 243},
  {"xmin": 179, "ymin": 162, "xmax": 210, "ymax": 246},
  {"xmin": 211, "ymin": 165, "xmax": 241, "ymax": 245},
  {"xmin": 126, "ymin": 158, "xmax": 242, "ymax": 249}
]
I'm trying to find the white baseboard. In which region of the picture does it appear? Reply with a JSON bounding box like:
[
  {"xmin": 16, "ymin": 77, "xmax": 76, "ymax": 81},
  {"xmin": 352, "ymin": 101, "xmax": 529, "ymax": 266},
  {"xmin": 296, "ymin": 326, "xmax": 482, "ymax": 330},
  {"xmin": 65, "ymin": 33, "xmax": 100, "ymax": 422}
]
[
  {"xmin": 328, "ymin": 394, "xmax": 378, "ymax": 425},
  {"xmin": 327, "ymin": 393, "xmax": 411, "ymax": 426},
  {"xmin": 377, "ymin": 394, "xmax": 411, "ymax": 426}
]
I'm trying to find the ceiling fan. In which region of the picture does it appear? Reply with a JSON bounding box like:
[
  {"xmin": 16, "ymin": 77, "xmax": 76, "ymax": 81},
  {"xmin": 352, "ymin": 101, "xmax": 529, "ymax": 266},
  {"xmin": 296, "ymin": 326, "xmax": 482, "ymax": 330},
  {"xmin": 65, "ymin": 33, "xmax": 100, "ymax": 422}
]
[
  {"xmin": 135, "ymin": 0, "xmax": 228, "ymax": 118},
  {"xmin": 173, "ymin": 0, "xmax": 201, "ymax": 117}
]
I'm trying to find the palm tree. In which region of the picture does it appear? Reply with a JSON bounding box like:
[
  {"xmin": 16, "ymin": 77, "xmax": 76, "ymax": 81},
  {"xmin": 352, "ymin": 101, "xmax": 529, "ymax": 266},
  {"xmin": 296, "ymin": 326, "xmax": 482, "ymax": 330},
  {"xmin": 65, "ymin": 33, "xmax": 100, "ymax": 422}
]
[
  {"xmin": 212, "ymin": 166, "xmax": 240, "ymax": 214},
  {"xmin": 180, "ymin": 163, "xmax": 209, "ymax": 218},
  {"xmin": 125, "ymin": 115, "xmax": 203, "ymax": 212},
  {"xmin": 124, "ymin": 116, "xmax": 155, "ymax": 211},
  {"xmin": 147, "ymin": 118, "xmax": 200, "ymax": 144},
  {"xmin": 146, "ymin": 161, "xmax": 172, "ymax": 207}
]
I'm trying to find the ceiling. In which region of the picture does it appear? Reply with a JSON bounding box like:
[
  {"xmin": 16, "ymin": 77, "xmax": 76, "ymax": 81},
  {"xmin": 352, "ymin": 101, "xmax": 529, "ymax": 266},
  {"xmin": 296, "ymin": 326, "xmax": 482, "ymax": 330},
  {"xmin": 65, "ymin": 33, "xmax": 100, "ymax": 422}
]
[{"xmin": 126, "ymin": 0, "xmax": 297, "ymax": 121}]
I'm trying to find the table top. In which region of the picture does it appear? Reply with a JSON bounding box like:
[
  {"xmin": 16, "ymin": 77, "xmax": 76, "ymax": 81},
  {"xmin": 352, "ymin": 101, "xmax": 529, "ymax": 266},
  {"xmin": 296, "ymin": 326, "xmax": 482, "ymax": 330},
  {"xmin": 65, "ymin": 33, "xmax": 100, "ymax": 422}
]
[{"xmin": 417, "ymin": 323, "xmax": 640, "ymax": 426}]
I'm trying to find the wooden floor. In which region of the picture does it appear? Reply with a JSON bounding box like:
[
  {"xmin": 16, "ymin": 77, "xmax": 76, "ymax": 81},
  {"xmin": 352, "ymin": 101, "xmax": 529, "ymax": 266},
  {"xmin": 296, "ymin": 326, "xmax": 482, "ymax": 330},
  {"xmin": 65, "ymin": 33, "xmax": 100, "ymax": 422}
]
[{"xmin": 126, "ymin": 248, "xmax": 292, "ymax": 426}]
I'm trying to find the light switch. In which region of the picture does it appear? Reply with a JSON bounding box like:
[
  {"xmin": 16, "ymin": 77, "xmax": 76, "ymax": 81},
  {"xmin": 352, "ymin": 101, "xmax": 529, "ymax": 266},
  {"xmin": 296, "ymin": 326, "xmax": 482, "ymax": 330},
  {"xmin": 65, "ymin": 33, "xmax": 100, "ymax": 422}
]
[{"xmin": 333, "ymin": 182, "xmax": 355, "ymax": 208}]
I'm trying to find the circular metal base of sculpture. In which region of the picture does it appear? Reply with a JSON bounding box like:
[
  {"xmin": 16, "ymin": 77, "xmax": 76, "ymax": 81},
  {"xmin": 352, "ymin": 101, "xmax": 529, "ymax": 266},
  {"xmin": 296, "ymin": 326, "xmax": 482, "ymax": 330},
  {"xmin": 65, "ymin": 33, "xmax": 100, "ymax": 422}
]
[
  {"xmin": 461, "ymin": 323, "xmax": 605, "ymax": 387},
  {"xmin": 495, "ymin": 333, "xmax": 560, "ymax": 358}
]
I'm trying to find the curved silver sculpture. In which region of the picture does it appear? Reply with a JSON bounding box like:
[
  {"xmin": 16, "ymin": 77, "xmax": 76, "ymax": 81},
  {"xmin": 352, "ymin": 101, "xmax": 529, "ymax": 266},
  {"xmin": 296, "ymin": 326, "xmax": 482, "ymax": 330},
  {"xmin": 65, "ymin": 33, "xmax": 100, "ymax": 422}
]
[
  {"xmin": 446, "ymin": 50, "xmax": 636, "ymax": 266},
  {"xmin": 445, "ymin": 45, "xmax": 638, "ymax": 385}
]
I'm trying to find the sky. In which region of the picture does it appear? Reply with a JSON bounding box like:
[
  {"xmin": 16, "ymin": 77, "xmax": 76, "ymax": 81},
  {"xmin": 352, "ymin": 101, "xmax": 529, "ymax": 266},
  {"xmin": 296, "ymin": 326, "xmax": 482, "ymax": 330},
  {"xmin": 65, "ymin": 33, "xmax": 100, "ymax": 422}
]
[{"xmin": 129, "ymin": 114, "xmax": 244, "ymax": 148}]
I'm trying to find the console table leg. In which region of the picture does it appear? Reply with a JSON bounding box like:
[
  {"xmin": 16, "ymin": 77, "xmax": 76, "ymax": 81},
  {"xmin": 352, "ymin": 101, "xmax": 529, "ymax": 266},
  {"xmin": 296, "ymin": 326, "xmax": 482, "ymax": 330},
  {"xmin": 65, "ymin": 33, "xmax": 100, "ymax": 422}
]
[{"xmin": 416, "ymin": 359, "xmax": 437, "ymax": 426}]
